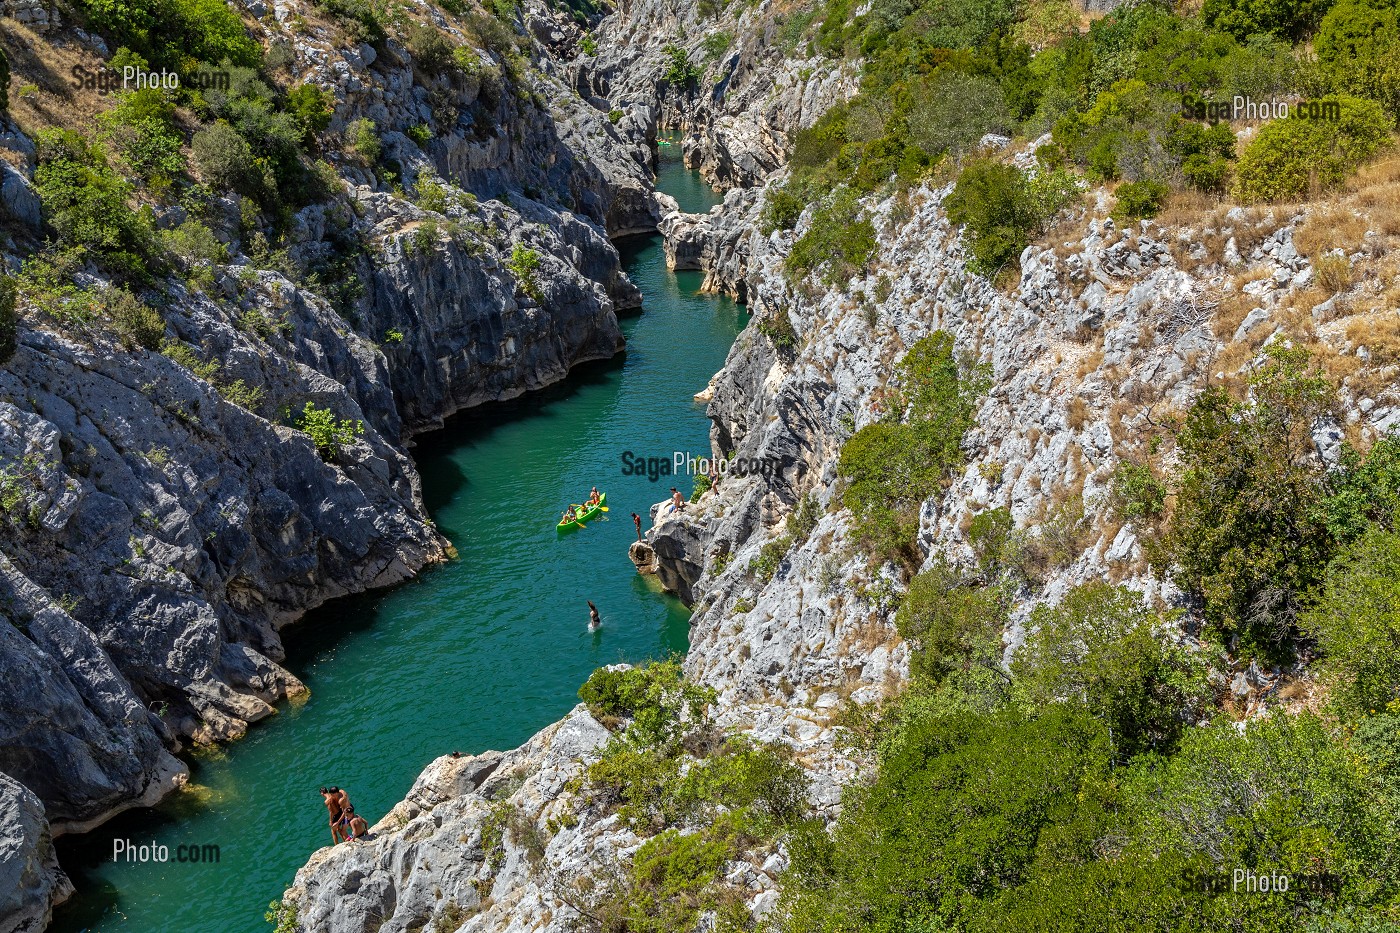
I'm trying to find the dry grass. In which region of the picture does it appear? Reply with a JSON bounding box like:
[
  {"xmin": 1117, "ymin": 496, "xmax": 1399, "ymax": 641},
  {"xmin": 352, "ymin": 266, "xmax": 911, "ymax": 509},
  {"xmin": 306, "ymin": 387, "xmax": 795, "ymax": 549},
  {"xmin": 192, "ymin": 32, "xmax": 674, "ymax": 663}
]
[
  {"xmin": 1295, "ymin": 205, "xmax": 1371, "ymax": 260},
  {"xmin": 1345, "ymin": 312, "xmax": 1400, "ymax": 365},
  {"xmin": 1066, "ymin": 396, "xmax": 1091, "ymax": 430},
  {"xmin": 1076, "ymin": 346, "xmax": 1105, "ymax": 377}
]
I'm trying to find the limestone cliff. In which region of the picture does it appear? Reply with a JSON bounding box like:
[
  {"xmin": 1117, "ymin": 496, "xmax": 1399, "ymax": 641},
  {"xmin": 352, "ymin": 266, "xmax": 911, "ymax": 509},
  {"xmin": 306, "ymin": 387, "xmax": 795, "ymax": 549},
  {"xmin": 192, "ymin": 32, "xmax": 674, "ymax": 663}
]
[
  {"xmin": 0, "ymin": 0, "xmax": 659, "ymax": 918},
  {"xmin": 281, "ymin": 2, "xmax": 1400, "ymax": 926}
]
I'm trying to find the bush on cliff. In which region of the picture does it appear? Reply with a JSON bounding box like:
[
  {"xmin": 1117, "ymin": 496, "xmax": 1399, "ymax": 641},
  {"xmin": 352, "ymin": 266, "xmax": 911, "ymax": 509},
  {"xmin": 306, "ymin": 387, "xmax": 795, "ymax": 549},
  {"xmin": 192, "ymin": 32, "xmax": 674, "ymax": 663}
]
[
  {"xmin": 785, "ymin": 187, "xmax": 877, "ymax": 284},
  {"xmin": 34, "ymin": 130, "xmax": 161, "ymax": 282},
  {"xmin": 944, "ymin": 159, "xmax": 1078, "ymax": 274},
  {"xmin": 0, "ymin": 275, "xmax": 17, "ymax": 364},
  {"xmin": 839, "ymin": 332, "xmax": 985, "ymax": 569},
  {"xmin": 1232, "ymin": 94, "xmax": 1392, "ymax": 203}
]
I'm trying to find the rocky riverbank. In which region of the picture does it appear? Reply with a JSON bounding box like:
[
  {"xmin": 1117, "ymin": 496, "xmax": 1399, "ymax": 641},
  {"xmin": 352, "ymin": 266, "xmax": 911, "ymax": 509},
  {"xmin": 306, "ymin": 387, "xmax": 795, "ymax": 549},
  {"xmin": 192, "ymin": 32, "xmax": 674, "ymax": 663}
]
[
  {"xmin": 0, "ymin": 0, "xmax": 668, "ymax": 924},
  {"xmin": 281, "ymin": 10, "xmax": 1400, "ymax": 929}
]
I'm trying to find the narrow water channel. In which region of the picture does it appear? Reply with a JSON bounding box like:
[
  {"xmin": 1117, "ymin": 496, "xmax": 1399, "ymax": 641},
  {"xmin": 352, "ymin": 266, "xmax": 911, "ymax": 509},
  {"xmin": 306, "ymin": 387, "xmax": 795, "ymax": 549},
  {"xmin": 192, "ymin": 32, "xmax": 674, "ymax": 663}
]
[{"xmin": 50, "ymin": 147, "xmax": 743, "ymax": 933}]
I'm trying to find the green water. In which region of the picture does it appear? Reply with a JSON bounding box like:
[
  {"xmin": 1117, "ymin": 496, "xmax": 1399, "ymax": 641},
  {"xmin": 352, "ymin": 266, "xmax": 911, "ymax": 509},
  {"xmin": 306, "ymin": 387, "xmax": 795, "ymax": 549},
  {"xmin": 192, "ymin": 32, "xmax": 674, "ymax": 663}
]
[{"xmin": 50, "ymin": 151, "xmax": 743, "ymax": 933}]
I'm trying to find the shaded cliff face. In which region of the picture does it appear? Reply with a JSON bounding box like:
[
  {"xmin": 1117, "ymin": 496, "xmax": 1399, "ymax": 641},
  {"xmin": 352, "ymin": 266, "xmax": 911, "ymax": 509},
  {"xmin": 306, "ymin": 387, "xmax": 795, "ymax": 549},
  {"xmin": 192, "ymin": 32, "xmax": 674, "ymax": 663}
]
[
  {"xmin": 0, "ymin": 0, "xmax": 658, "ymax": 882},
  {"xmin": 0, "ymin": 772, "xmax": 71, "ymax": 933},
  {"xmin": 576, "ymin": 0, "xmax": 858, "ymax": 187}
]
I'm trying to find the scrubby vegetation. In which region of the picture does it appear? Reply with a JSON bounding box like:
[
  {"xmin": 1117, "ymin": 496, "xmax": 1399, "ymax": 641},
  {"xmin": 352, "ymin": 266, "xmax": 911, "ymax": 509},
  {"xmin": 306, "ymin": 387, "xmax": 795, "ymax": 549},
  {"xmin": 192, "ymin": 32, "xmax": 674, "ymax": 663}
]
[
  {"xmin": 838, "ymin": 331, "xmax": 987, "ymax": 569},
  {"xmin": 771, "ymin": 0, "xmax": 1400, "ymax": 280},
  {"xmin": 568, "ymin": 661, "xmax": 810, "ymax": 931},
  {"xmin": 795, "ymin": 336, "xmax": 1400, "ymax": 931}
]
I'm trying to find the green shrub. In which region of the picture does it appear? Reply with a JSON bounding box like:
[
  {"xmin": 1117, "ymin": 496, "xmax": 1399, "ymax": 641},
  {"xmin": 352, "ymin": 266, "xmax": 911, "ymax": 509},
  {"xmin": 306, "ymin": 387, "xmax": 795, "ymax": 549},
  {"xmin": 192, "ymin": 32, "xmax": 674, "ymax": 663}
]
[
  {"xmin": 506, "ymin": 243, "xmax": 542, "ymax": 300},
  {"xmin": 838, "ymin": 332, "xmax": 984, "ymax": 566},
  {"xmin": 1112, "ymin": 178, "xmax": 1169, "ymax": 220},
  {"xmin": 757, "ymin": 311, "xmax": 797, "ymax": 347},
  {"xmin": 315, "ymin": 0, "xmax": 387, "ymax": 44},
  {"xmin": 1110, "ymin": 461, "xmax": 1167, "ymax": 521},
  {"xmin": 905, "ymin": 70, "xmax": 1013, "ymax": 161},
  {"xmin": 1160, "ymin": 343, "xmax": 1335, "ymax": 657},
  {"xmin": 97, "ymin": 88, "xmax": 185, "ymax": 187},
  {"xmin": 607, "ymin": 108, "xmax": 623, "ymax": 124},
  {"xmin": 293, "ymin": 402, "xmax": 364, "ymax": 459},
  {"xmin": 161, "ymin": 219, "xmax": 229, "ymax": 289},
  {"xmin": 191, "ymin": 122, "xmax": 261, "ymax": 196},
  {"xmin": 896, "ymin": 561, "xmax": 1010, "ymax": 688},
  {"xmin": 967, "ymin": 505, "xmax": 1018, "ymax": 577},
  {"xmin": 701, "ymin": 31, "xmax": 732, "ymax": 62},
  {"xmin": 79, "ymin": 0, "xmax": 260, "ymax": 70},
  {"xmin": 689, "ymin": 473, "xmax": 710, "ymax": 502},
  {"xmin": 1203, "ymin": 0, "xmax": 1333, "ymax": 41},
  {"xmin": 790, "ymin": 493, "xmax": 821, "ymax": 541},
  {"xmin": 105, "ymin": 288, "xmax": 165, "ymax": 350},
  {"xmin": 1315, "ymin": 0, "xmax": 1400, "ymax": 115},
  {"xmin": 33, "ymin": 130, "xmax": 159, "ymax": 281},
  {"xmin": 1232, "ymin": 95, "xmax": 1392, "ymax": 203},
  {"xmin": 781, "ymin": 705, "xmax": 1114, "ymax": 933},
  {"xmin": 760, "ymin": 184, "xmax": 805, "ymax": 234},
  {"xmin": 749, "ymin": 535, "xmax": 793, "ymax": 582},
  {"xmin": 577, "ymin": 659, "xmax": 715, "ymax": 748},
  {"xmin": 1322, "ymin": 433, "xmax": 1400, "ymax": 542},
  {"xmin": 1015, "ymin": 582, "xmax": 1210, "ymax": 756},
  {"xmin": 785, "ymin": 187, "xmax": 877, "ymax": 284},
  {"xmin": 1302, "ymin": 528, "xmax": 1400, "ymax": 718},
  {"xmin": 286, "ymin": 84, "xmax": 336, "ymax": 144},
  {"xmin": 945, "ymin": 160, "xmax": 1076, "ymax": 274},
  {"xmin": 580, "ymin": 33, "xmax": 598, "ymax": 56},
  {"xmin": 346, "ymin": 118, "xmax": 382, "ymax": 164},
  {"xmin": 0, "ymin": 275, "xmax": 16, "ymax": 364},
  {"xmin": 407, "ymin": 22, "xmax": 457, "ymax": 75},
  {"xmin": 661, "ymin": 44, "xmax": 701, "ymax": 86}
]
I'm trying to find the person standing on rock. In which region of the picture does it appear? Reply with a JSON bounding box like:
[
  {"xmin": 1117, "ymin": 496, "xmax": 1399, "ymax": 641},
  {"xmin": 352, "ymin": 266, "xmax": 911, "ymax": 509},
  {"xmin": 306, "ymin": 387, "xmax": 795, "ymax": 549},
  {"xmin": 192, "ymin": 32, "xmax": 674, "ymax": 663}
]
[
  {"xmin": 670, "ymin": 487, "xmax": 685, "ymax": 513},
  {"xmin": 632, "ymin": 512, "xmax": 643, "ymax": 541},
  {"xmin": 320, "ymin": 787, "xmax": 346, "ymax": 844},
  {"xmin": 587, "ymin": 601, "xmax": 601, "ymax": 632}
]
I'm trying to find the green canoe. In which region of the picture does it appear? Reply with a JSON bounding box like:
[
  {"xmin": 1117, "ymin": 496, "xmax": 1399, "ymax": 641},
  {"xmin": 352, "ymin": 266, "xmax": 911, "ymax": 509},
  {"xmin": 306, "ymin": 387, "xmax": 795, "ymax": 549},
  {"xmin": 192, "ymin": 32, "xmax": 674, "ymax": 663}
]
[{"xmin": 557, "ymin": 492, "xmax": 606, "ymax": 532}]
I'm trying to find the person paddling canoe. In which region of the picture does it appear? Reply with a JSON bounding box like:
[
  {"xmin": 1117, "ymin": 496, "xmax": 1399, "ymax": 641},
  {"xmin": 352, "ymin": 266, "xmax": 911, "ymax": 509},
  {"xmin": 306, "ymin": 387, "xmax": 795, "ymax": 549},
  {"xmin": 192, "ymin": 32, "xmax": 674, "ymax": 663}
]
[{"xmin": 588, "ymin": 487, "xmax": 601, "ymax": 507}]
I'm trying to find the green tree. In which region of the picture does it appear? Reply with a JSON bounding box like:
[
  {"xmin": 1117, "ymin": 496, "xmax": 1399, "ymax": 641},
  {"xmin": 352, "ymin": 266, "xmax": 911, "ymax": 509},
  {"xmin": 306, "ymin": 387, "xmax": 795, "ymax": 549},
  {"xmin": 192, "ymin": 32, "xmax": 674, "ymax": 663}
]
[
  {"xmin": 1315, "ymin": 0, "xmax": 1400, "ymax": 116},
  {"xmin": 1161, "ymin": 343, "xmax": 1335, "ymax": 656},
  {"xmin": 1322, "ymin": 433, "xmax": 1400, "ymax": 542},
  {"xmin": 0, "ymin": 275, "xmax": 17, "ymax": 364},
  {"xmin": 1302, "ymin": 528, "xmax": 1400, "ymax": 717},
  {"xmin": 1203, "ymin": 0, "xmax": 1334, "ymax": 41},
  {"xmin": 1015, "ymin": 582, "xmax": 1210, "ymax": 756}
]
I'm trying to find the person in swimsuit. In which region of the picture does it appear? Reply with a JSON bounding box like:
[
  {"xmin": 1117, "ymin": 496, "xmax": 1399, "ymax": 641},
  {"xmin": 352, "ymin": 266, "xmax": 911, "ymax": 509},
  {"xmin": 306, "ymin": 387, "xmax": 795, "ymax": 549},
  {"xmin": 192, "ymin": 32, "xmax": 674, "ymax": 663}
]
[
  {"xmin": 670, "ymin": 487, "xmax": 685, "ymax": 513},
  {"xmin": 587, "ymin": 601, "xmax": 601, "ymax": 632},
  {"xmin": 588, "ymin": 487, "xmax": 601, "ymax": 506},
  {"xmin": 321, "ymin": 787, "xmax": 346, "ymax": 843},
  {"xmin": 345, "ymin": 805, "xmax": 369, "ymax": 841},
  {"xmin": 631, "ymin": 512, "xmax": 642, "ymax": 541}
]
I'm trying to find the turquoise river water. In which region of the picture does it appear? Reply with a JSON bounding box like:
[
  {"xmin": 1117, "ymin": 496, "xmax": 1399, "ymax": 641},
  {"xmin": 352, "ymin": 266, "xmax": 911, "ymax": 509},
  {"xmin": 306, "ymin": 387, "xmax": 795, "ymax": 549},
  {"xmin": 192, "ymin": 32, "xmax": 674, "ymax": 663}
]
[{"xmin": 50, "ymin": 148, "xmax": 744, "ymax": 933}]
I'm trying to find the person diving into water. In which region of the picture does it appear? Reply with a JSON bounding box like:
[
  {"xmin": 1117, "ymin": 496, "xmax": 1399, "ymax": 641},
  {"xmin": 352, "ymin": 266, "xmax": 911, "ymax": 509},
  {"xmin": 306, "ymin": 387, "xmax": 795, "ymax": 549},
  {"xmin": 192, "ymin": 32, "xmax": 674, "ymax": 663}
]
[{"xmin": 587, "ymin": 601, "xmax": 601, "ymax": 632}]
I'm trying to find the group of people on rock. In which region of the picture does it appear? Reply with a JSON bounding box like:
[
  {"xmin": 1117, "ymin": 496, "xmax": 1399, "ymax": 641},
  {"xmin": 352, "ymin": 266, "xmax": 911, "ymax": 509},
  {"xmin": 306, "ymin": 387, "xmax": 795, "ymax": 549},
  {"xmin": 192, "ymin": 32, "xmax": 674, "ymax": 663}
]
[{"xmin": 320, "ymin": 786, "xmax": 369, "ymax": 844}]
